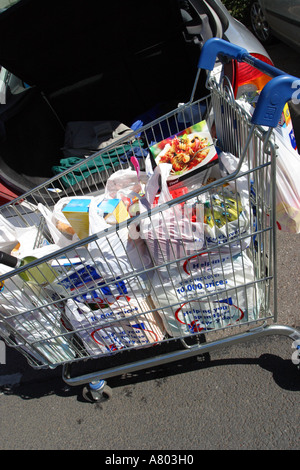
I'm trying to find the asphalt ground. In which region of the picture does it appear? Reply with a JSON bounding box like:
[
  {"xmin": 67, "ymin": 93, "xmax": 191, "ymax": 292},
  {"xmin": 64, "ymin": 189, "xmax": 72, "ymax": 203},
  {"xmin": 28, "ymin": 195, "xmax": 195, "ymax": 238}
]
[{"xmin": 0, "ymin": 40, "xmax": 299, "ymax": 452}]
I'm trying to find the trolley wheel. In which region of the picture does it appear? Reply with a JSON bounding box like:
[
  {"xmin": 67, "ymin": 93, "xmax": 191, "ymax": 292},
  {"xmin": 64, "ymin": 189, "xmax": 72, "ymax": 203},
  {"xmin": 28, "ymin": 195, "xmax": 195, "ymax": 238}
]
[
  {"xmin": 100, "ymin": 384, "xmax": 113, "ymax": 400},
  {"xmin": 82, "ymin": 382, "xmax": 112, "ymax": 403}
]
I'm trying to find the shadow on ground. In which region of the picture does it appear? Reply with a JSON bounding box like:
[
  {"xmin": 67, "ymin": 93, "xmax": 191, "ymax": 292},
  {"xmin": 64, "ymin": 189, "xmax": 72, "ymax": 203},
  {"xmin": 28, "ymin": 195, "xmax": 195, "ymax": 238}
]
[{"xmin": 1, "ymin": 342, "xmax": 299, "ymax": 403}]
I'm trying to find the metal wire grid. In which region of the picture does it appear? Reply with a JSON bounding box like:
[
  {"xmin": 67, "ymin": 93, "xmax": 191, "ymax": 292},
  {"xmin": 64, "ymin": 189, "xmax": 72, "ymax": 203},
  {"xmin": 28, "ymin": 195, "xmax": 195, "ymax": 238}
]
[{"xmin": 0, "ymin": 86, "xmax": 276, "ymax": 369}]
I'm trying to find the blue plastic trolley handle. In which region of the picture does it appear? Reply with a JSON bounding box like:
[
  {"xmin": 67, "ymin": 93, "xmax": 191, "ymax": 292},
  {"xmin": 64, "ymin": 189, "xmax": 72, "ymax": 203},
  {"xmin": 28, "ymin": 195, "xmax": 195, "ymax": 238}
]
[{"xmin": 198, "ymin": 37, "xmax": 299, "ymax": 128}]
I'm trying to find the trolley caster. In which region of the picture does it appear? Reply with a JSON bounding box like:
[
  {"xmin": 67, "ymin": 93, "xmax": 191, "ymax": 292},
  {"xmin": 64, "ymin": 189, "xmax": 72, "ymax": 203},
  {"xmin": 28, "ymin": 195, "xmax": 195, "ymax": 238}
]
[{"xmin": 82, "ymin": 380, "xmax": 112, "ymax": 403}]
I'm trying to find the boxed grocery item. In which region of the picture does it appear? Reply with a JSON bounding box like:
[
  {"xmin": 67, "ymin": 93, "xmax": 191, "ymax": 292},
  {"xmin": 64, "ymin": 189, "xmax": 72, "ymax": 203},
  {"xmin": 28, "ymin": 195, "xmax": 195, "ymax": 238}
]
[
  {"xmin": 62, "ymin": 198, "xmax": 91, "ymax": 239},
  {"xmin": 97, "ymin": 198, "xmax": 130, "ymax": 224},
  {"xmin": 278, "ymin": 102, "xmax": 297, "ymax": 151},
  {"xmin": 149, "ymin": 119, "xmax": 218, "ymax": 186}
]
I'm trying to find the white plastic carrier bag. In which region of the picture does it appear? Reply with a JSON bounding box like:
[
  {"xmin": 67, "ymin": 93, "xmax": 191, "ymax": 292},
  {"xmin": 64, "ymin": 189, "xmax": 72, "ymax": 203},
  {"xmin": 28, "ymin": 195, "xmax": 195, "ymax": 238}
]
[
  {"xmin": 139, "ymin": 163, "xmax": 205, "ymax": 269},
  {"xmin": 104, "ymin": 166, "xmax": 149, "ymax": 202},
  {"xmin": 237, "ymin": 97, "xmax": 300, "ymax": 233},
  {"xmin": 0, "ymin": 265, "xmax": 75, "ymax": 364},
  {"xmin": 0, "ymin": 214, "xmax": 40, "ymax": 255},
  {"xmin": 88, "ymin": 195, "xmax": 153, "ymax": 295},
  {"xmin": 200, "ymin": 151, "xmax": 251, "ymax": 252},
  {"xmin": 37, "ymin": 197, "xmax": 82, "ymax": 248},
  {"xmin": 38, "ymin": 192, "xmax": 152, "ymax": 296},
  {"xmin": 64, "ymin": 295, "xmax": 165, "ymax": 357},
  {"xmin": 272, "ymin": 130, "xmax": 300, "ymax": 233},
  {"xmin": 51, "ymin": 260, "xmax": 147, "ymax": 307},
  {"xmin": 150, "ymin": 251, "xmax": 262, "ymax": 337}
]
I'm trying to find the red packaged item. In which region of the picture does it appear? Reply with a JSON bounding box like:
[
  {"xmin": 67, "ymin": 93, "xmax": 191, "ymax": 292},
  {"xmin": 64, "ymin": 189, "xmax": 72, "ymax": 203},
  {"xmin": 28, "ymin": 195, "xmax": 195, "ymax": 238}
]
[{"xmin": 152, "ymin": 186, "xmax": 188, "ymax": 207}]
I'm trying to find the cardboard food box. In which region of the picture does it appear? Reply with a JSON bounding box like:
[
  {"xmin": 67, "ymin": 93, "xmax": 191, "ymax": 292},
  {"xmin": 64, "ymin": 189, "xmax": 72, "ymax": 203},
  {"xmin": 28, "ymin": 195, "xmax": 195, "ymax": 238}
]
[
  {"xmin": 278, "ymin": 102, "xmax": 297, "ymax": 151},
  {"xmin": 97, "ymin": 198, "xmax": 130, "ymax": 224},
  {"xmin": 149, "ymin": 119, "xmax": 218, "ymax": 186},
  {"xmin": 62, "ymin": 198, "xmax": 91, "ymax": 239}
]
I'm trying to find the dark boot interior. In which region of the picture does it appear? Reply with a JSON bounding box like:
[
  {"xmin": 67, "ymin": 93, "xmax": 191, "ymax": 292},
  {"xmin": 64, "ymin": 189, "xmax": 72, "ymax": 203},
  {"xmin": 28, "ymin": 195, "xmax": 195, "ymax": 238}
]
[{"xmin": 0, "ymin": 0, "xmax": 221, "ymax": 197}]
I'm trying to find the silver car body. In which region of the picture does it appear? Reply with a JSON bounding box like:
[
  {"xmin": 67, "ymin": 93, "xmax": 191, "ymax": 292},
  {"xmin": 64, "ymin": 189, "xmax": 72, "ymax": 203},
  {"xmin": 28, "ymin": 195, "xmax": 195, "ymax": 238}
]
[
  {"xmin": 215, "ymin": 0, "xmax": 270, "ymax": 56},
  {"xmin": 259, "ymin": 0, "xmax": 300, "ymax": 50}
]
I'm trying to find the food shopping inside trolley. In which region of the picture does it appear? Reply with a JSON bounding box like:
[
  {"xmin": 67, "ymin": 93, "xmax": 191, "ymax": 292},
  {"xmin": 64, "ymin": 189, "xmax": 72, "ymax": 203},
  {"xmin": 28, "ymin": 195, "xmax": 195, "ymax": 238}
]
[{"xmin": 0, "ymin": 32, "xmax": 300, "ymax": 402}]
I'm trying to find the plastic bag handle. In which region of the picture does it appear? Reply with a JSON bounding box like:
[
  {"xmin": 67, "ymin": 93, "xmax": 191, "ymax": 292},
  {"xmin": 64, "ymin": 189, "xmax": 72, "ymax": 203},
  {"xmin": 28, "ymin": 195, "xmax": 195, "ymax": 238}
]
[{"xmin": 198, "ymin": 38, "xmax": 299, "ymax": 128}]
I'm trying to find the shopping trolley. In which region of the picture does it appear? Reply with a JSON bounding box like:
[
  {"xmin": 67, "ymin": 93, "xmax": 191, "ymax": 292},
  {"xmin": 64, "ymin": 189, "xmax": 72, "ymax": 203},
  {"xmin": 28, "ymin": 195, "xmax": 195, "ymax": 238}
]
[{"xmin": 0, "ymin": 38, "xmax": 299, "ymax": 402}]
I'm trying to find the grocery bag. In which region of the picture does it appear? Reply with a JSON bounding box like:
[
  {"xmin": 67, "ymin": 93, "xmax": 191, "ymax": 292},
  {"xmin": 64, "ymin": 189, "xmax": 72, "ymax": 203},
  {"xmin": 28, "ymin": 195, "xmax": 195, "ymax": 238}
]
[
  {"xmin": 64, "ymin": 295, "xmax": 165, "ymax": 357},
  {"xmin": 237, "ymin": 98, "xmax": 300, "ymax": 233},
  {"xmin": 88, "ymin": 194, "xmax": 153, "ymax": 294},
  {"xmin": 103, "ymin": 165, "xmax": 150, "ymax": 218},
  {"xmin": 37, "ymin": 198, "xmax": 82, "ymax": 248},
  {"xmin": 139, "ymin": 163, "xmax": 205, "ymax": 270},
  {"xmin": 104, "ymin": 167, "xmax": 149, "ymax": 201},
  {"xmin": 0, "ymin": 265, "xmax": 75, "ymax": 364},
  {"xmin": 272, "ymin": 130, "xmax": 300, "ymax": 233},
  {"xmin": 0, "ymin": 214, "xmax": 39, "ymax": 255},
  {"xmin": 150, "ymin": 251, "xmax": 262, "ymax": 337},
  {"xmin": 38, "ymin": 191, "xmax": 152, "ymax": 295},
  {"xmin": 200, "ymin": 151, "xmax": 251, "ymax": 252}
]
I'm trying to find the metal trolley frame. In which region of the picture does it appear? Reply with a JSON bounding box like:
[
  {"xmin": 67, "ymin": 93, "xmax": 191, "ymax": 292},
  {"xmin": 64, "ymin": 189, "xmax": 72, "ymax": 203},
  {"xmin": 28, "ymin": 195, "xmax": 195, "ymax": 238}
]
[{"xmin": 0, "ymin": 39, "xmax": 299, "ymax": 402}]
